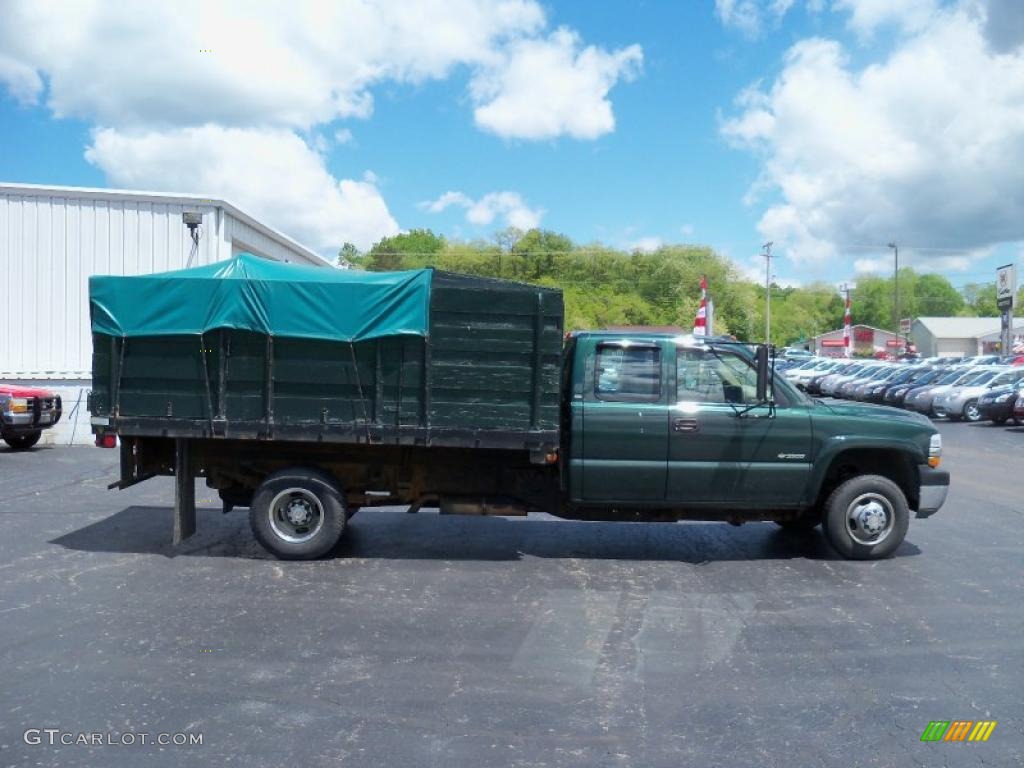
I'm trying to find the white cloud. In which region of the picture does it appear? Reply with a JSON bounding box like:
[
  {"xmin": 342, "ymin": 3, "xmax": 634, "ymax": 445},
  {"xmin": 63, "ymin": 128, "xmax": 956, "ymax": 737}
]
[
  {"xmin": 630, "ymin": 237, "xmax": 663, "ymax": 253},
  {"xmin": 0, "ymin": 1, "xmax": 638, "ymax": 143},
  {"xmin": 835, "ymin": 0, "xmax": 939, "ymax": 38},
  {"xmin": 721, "ymin": 6, "xmax": 1024, "ymax": 266},
  {"xmin": 421, "ymin": 190, "xmax": 543, "ymax": 230},
  {"xmin": 0, "ymin": 51, "xmax": 41, "ymax": 104},
  {"xmin": 714, "ymin": 0, "xmax": 811, "ymax": 37},
  {"xmin": 0, "ymin": 0, "xmax": 546, "ymax": 129},
  {"xmin": 0, "ymin": 1, "xmax": 642, "ymax": 253},
  {"xmin": 85, "ymin": 125, "xmax": 399, "ymax": 251},
  {"xmin": 715, "ymin": 0, "xmax": 766, "ymax": 36},
  {"xmin": 680, "ymin": 223, "xmax": 695, "ymax": 236},
  {"xmin": 471, "ymin": 28, "xmax": 642, "ymax": 139}
]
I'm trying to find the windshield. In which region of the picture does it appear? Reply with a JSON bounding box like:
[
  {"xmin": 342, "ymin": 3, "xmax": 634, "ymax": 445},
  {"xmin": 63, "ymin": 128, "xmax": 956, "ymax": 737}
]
[
  {"xmin": 959, "ymin": 370, "xmax": 998, "ymax": 386},
  {"xmin": 886, "ymin": 369, "xmax": 916, "ymax": 385},
  {"xmin": 907, "ymin": 369, "xmax": 938, "ymax": 385},
  {"xmin": 936, "ymin": 369, "xmax": 966, "ymax": 384},
  {"xmin": 990, "ymin": 371, "xmax": 1021, "ymax": 387}
]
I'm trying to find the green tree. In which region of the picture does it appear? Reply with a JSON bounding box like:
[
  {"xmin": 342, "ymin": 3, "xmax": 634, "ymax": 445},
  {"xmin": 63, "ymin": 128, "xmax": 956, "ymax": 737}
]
[
  {"xmin": 337, "ymin": 242, "xmax": 360, "ymax": 267},
  {"xmin": 364, "ymin": 229, "xmax": 445, "ymax": 271}
]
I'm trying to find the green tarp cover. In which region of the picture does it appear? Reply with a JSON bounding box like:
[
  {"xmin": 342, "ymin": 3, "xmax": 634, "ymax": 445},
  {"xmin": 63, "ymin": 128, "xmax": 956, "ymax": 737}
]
[{"xmin": 89, "ymin": 253, "xmax": 432, "ymax": 342}]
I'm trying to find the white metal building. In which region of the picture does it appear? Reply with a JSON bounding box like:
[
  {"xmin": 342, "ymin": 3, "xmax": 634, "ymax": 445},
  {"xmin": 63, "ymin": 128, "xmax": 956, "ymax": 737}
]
[
  {"xmin": 910, "ymin": 317, "xmax": 1011, "ymax": 358},
  {"xmin": 1, "ymin": 182, "xmax": 328, "ymax": 444}
]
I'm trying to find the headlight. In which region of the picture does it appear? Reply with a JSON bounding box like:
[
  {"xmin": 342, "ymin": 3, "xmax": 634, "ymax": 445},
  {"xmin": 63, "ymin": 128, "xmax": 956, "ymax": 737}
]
[
  {"xmin": 928, "ymin": 433, "xmax": 942, "ymax": 468},
  {"xmin": 995, "ymin": 393, "xmax": 1013, "ymax": 402},
  {"xmin": 6, "ymin": 397, "xmax": 29, "ymax": 414}
]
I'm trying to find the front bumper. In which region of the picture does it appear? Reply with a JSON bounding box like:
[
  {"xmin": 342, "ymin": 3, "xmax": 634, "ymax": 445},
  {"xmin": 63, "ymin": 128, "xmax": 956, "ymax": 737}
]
[
  {"xmin": 933, "ymin": 397, "xmax": 966, "ymax": 418},
  {"xmin": 917, "ymin": 466, "xmax": 950, "ymax": 518},
  {"xmin": 0, "ymin": 396, "xmax": 62, "ymax": 434},
  {"xmin": 907, "ymin": 395, "xmax": 935, "ymax": 414}
]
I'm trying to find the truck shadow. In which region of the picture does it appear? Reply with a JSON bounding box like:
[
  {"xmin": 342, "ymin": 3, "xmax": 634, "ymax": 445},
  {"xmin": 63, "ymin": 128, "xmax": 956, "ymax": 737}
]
[{"xmin": 51, "ymin": 506, "xmax": 922, "ymax": 563}]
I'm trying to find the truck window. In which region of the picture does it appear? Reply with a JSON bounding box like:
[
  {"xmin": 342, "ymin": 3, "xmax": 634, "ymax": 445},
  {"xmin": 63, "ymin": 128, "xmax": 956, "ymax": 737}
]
[
  {"xmin": 595, "ymin": 345, "xmax": 661, "ymax": 401},
  {"xmin": 677, "ymin": 349, "xmax": 758, "ymax": 404}
]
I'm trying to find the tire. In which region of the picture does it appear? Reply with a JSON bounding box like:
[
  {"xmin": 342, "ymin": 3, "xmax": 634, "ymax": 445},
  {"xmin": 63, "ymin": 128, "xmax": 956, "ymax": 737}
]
[
  {"xmin": 4, "ymin": 431, "xmax": 41, "ymax": 450},
  {"xmin": 962, "ymin": 400, "xmax": 981, "ymax": 422},
  {"xmin": 249, "ymin": 468, "xmax": 346, "ymax": 560},
  {"xmin": 822, "ymin": 474, "xmax": 910, "ymax": 560},
  {"xmin": 774, "ymin": 512, "xmax": 821, "ymax": 532}
]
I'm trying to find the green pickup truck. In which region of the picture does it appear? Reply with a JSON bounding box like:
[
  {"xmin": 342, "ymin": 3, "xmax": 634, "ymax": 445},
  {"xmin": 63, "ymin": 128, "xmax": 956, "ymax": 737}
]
[{"xmin": 89, "ymin": 255, "xmax": 948, "ymax": 561}]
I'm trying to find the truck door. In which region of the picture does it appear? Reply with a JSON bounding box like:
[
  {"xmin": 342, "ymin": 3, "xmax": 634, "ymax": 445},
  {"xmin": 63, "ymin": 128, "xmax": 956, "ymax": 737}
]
[
  {"xmin": 579, "ymin": 341, "xmax": 668, "ymax": 502},
  {"xmin": 668, "ymin": 347, "xmax": 812, "ymax": 505}
]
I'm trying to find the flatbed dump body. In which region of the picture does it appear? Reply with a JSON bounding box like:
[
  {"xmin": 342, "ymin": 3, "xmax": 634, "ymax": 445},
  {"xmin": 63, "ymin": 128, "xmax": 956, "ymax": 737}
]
[{"xmin": 89, "ymin": 255, "xmax": 563, "ymax": 452}]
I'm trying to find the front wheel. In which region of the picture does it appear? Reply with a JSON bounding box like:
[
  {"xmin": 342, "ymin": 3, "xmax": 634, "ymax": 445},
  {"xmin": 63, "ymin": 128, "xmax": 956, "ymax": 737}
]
[
  {"xmin": 249, "ymin": 468, "xmax": 346, "ymax": 560},
  {"xmin": 4, "ymin": 431, "xmax": 41, "ymax": 450},
  {"xmin": 962, "ymin": 400, "xmax": 981, "ymax": 422},
  {"xmin": 822, "ymin": 475, "xmax": 910, "ymax": 560}
]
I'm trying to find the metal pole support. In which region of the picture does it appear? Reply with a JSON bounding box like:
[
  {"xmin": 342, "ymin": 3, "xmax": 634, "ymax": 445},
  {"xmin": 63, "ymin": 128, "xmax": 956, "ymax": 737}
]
[{"xmin": 173, "ymin": 438, "xmax": 196, "ymax": 544}]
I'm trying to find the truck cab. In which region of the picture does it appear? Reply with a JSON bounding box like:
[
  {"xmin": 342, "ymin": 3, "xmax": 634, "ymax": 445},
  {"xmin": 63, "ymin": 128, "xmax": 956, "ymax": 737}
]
[
  {"xmin": 0, "ymin": 384, "xmax": 62, "ymax": 450},
  {"xmin": 562, "ymin": 332, "xmax": 949, "ymax": 559}
]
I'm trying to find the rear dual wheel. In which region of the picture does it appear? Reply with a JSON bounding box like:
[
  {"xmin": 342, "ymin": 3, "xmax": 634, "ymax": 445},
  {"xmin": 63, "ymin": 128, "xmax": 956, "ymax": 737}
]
[{"xmin": 249, "ymin": 468, "xmax": 347, "ymax": 560}]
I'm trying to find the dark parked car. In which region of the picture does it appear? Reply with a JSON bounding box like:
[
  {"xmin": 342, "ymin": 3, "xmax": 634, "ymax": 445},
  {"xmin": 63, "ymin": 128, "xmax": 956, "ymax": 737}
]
[
  {"xmin": 977, "ymin": 384, "xmax": 1024, "ymax": 425},
  {"xmin": 865, "ymin": 366, "xmax": 931, "ymax": 404},
  {"xmin": 884, "ymin": 368, "xmax": 943, "ymax": 408},
  {"xmin": 1014, "ymin": 393, "xmax": 1024, "ymax": 425}
]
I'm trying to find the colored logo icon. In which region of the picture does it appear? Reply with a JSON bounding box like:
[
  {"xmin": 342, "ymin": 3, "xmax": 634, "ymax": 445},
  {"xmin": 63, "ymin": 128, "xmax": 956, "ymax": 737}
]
[{"xmin": 920, "ymin": 721, "xmax": 996, "ymax": 742}]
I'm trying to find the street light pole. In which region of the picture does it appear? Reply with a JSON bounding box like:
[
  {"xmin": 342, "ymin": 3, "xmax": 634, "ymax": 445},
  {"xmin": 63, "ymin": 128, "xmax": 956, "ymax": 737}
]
[
  {"xmin": 888, "ymin": 242, "xmax": 899, "ymax": 350},
  {"xmin": 763, "ymin": 241, "xmax": 773, "ymax": 345}
]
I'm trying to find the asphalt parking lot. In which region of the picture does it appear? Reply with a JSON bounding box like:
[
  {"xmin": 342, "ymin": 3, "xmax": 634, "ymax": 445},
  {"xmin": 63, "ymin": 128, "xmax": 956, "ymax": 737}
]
[{"xmin": 1, "ymin": 421, "xmax": 1021, "ymax": 767}]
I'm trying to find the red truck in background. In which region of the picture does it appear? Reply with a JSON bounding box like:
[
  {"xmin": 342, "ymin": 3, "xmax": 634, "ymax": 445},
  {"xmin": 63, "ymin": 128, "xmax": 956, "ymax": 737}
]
[{"xmin": 0, "ymin": 384, "xmax": 62, "ymax": 450}]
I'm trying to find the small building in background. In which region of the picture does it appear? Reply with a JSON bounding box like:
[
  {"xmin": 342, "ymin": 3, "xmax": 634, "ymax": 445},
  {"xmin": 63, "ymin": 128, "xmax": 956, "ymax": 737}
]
[
  {"xmin": 975, "ymin": 325, "xmax": 1024, "ymax": 355},
  {"xmin": 812, "ymin": 324, "xmax": 901, "ymax": 358},
  {"xmin": 0, "ymin": 182, "xmax": 327, "ymax": 444},
  {"xmin": 910, "ymin": 317, "xmax": 1017, "ymax": 358}
]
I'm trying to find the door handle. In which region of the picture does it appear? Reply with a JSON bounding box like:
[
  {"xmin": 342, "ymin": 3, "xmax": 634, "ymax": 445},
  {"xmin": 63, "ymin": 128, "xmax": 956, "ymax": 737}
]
[{"xmin": 673, "ymin": 417, "xmax": 699, "ymax": 432}]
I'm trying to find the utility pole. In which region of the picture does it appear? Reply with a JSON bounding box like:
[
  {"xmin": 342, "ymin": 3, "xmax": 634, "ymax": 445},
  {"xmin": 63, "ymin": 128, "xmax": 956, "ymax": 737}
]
[
  {"xmin": 888, "ymin": 242, "xmax": 899, "ymax": 350},
  {"xmin": 762, "ymin": 241, "xmax": 773, "ymax": 345},
  {"xmin": 840, "ymin": 282, "xmax": 852, "ymax": 358}
]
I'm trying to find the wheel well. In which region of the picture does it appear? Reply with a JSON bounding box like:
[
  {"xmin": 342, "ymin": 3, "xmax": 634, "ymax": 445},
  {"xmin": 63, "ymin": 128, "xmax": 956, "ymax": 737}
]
[{"xmin": 816, "ymin": 449, "xmax": 920, "ymax": 511}]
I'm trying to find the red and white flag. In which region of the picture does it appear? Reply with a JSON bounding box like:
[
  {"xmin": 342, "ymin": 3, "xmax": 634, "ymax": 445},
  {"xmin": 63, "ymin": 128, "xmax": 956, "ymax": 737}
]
[
  {"xmin": 842, "ymin": 290, "xmax": 852, "ymax": 357},
  {"xmin": 693, "ymin": 276, "xmax": 708, "ymax": 336}
]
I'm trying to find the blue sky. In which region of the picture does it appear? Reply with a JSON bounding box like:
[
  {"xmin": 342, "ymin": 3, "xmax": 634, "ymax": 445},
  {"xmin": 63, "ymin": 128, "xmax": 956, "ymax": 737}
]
[{"xmin": 0, "ymin": 0, "xmax": 1021, "ymax": 290}]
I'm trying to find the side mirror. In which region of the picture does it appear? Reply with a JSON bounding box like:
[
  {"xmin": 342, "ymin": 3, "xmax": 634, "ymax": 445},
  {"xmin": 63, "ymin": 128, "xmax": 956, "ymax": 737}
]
[{"xmin": 755, "ymin": 345, "xmax": 770, "ymax": 403}]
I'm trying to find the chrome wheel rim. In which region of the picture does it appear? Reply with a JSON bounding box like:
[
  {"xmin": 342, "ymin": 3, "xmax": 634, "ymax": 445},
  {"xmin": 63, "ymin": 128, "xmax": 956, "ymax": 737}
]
[
  {"xmin": 846, "ymin": 493, "xmax": 894, "ymax": 546},
  {"xmin": 269, "ymin": 488, "xmax": 325, "ymax": 544},
  {"xmin": 964, "ymin": 403, "xmax": 980, "ymax": 421}
]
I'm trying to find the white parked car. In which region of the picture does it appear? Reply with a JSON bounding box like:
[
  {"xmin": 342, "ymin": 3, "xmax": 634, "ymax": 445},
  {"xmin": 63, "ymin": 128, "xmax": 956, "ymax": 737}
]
[{"xmin": 933, "ymin": 367, "xmax": 1024, "ymax": 421}]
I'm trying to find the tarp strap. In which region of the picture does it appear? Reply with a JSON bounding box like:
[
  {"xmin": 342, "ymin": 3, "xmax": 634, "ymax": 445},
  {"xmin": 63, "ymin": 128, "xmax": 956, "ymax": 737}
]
[
  {"xmin": 349, "ymin": 341, "xmax": 371, "ymax": 444},
  {"xmin": 199, "ymin": 333, "xmax": 215, "ymax": 435}
]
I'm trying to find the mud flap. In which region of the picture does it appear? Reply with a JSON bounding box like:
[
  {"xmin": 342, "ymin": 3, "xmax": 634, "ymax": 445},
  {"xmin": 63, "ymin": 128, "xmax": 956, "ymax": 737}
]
[{"xmin": 173, "ymin": 438, "xmax": 196, "ymax": 544}]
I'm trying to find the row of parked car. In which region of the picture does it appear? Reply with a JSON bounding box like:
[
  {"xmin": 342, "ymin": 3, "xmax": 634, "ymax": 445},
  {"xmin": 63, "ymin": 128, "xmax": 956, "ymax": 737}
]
[{"xmin": 782, "ymin": 355, "xmax": 1024, "ymax": 424}]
